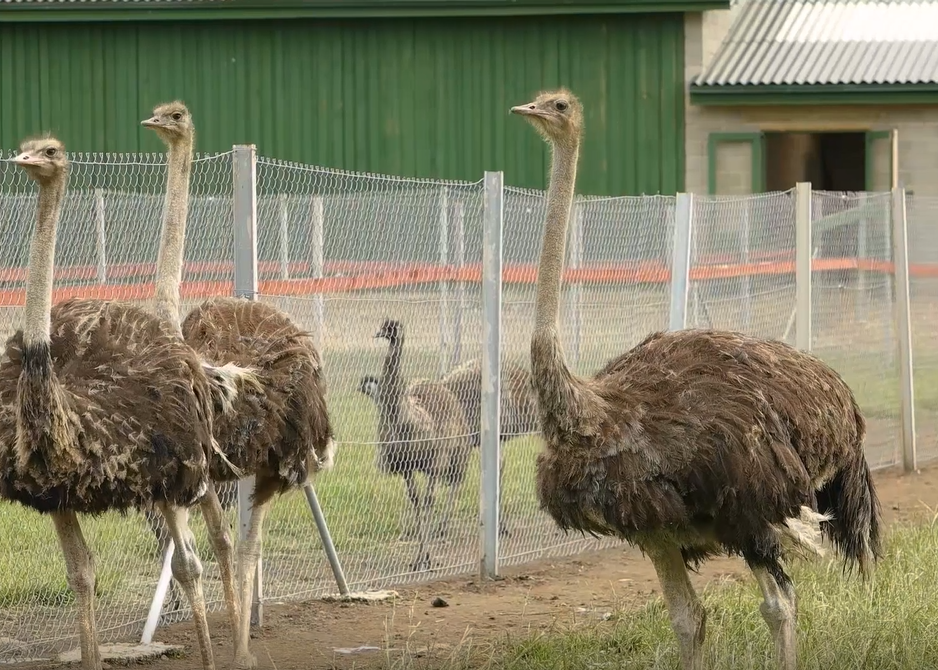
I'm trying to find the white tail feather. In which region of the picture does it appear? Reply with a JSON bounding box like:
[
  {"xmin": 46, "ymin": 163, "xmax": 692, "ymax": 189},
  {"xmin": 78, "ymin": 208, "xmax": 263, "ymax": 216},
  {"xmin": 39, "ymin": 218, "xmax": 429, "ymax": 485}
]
[
  {"xmin": 776, "ymin": 506, "xmax": 831, "ymax": 561},
  {"xmin": 203, "ymin": 362, "xmax": 262, "ymax": 415},
  {"xmin": 209, "ymin": 436, "xmax": 244, "ymax": 479}
]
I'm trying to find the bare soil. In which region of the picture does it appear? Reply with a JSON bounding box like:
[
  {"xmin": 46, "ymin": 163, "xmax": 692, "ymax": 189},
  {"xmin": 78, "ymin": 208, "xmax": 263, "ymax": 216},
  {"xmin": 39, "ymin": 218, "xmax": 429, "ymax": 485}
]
[{"xmin": 17, "ymin": 462, "xmax": 937, "ymax": 670}]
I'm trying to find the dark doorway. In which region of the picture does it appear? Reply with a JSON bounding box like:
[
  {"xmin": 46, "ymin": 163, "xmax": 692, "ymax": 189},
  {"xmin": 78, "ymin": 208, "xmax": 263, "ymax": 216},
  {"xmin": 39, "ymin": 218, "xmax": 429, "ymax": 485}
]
[{"xmin": 765, "ymin": 131, "xmax": 866, "ymax": 192}]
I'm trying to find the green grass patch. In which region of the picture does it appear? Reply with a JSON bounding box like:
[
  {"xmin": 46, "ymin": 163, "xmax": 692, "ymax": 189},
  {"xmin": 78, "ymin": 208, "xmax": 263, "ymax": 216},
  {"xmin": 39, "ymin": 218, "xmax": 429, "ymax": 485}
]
[{"xmin": 468, "ymin": 521, "xmax": 938, "ymax": 670}]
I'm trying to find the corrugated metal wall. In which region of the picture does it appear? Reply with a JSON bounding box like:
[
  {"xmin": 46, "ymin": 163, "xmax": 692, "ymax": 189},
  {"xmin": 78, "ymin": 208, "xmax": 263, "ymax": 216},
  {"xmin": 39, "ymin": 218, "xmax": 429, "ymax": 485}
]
[{"xmin": 0, "ymin": 15, "xmax": 684, "ymax": 195}]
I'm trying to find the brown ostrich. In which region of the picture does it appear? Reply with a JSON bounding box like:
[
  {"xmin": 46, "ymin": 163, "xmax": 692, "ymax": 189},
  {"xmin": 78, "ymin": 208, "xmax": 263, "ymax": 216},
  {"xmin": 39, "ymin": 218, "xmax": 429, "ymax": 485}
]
[
  {"xmin": 140, "ymin": 101, "xmax": 252, "ymax": 634},
  {"xmin": 439, "ymin": 358, "xmax": 539, "ymax": 449},
  {"xmin": 439, "ymin": 358, "xmax": 539, "ymax": 537},
  {"xmin": 369, "ymin": 318, "xmax": 472, "ymax": 571},
  {"xmin": 511, "ymin": 89, "xmax": 881, "ymax": 670},
  {"xmin": 0, "ymin": 137, "xmax": 224, "ymax": 670},
  {"xmin": 180, "ymin": 261, "xmax": 335, "ymax": 664},
  {"xmin": 135, "ymin": 100, "xmax": 334, "ymax": 670}
]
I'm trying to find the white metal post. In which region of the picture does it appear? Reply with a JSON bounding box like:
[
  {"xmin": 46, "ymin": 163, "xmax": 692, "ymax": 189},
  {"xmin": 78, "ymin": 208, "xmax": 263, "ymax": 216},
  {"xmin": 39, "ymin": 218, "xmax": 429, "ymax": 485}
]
[
  {"xmin": 310, "ymin": 195, "xmax": 325, "ymax": 349},
  {"xmin": 480, "ymin": 171, "xmax": 503, "ymax": 580},
  {"xmin": 452, "ymin": 198, "xmax": 465, "ymax": 368},
  {"xmin": 568, "ymin": 201, "xmax": 583, "ymax": 367},
  {"xmin": 892, "ymin": 187, "xmax": 917, "ymax": 472},
  {"xmin": 94, "ymin": 189, "xmax": 107, "ymax": 284},
  {"xmin": 279, "ymin": 193, "xmax": 290, "ymax": 280},
  {"xmin": 439, "ymin": 186, "xmax": 450, "ymax": 377},
  {"xmin": 232, "ymin": 144, "xmax": 264, "ymax": 627},
  {"xmin": 669, "ymin": 193, "xmax": 694, "ymax": 331},
  {"xmin": 795, "ymin": 182, "xmax": 813, "ymax": 352}
]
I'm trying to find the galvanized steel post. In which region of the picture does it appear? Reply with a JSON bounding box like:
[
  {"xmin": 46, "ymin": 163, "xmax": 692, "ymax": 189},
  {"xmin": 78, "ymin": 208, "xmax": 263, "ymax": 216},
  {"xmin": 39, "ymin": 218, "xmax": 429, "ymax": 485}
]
[
  {"xmin": 669, "ymin": 193, "xmax": 694, "ymax": 331},
  {"xmin": 480, "ymin": 171, "xmax": 503, "ymax": 580},
  {"xmin": 795, "ymin": 182, "xmax": 812, "ymax": 352},
  {"xmin": 892, "ymin": 187, "xmax": 917, "ymax": 472},
  {"xmin": 232, "ymin": 144, "xmax": 264, "ymax": 626}
]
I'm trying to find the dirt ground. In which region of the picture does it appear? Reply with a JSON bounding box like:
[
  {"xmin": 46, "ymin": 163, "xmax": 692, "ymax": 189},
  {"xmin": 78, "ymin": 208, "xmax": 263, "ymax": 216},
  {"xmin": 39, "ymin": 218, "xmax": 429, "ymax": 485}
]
[{"xmin": 17, "ymin": 462, "xmax": 938, "ymax": 670}]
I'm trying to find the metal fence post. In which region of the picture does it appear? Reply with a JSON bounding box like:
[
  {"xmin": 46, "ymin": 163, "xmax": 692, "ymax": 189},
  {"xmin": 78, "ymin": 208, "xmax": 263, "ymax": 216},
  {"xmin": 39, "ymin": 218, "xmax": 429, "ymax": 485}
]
[
  {"xmin": 310, "ymin": 195, "xmax": 325, "ymax": 349},
  {"xmin": 669, "ymin": 193, "xmax": 694, "ymax": 331},
  {"xmin": 452, "ymin": 197, "xmax": 465, "ymax": 368},
  {"xmin": 439, "ymin": 186, "xmax": 451, "ymax": 377},
  {"xmin": 232, "ymin": 144, "xmax": 264, "ymax": 627},
  {"xmin": 892, "ymin": 187, "xmax": 917, "ymax": 472},
  {"xmin": 568, "ymin": 200, "xmax": 583, "ymax": 367},
  {"xmin": 795, "ymin": 182, "xmax": 813, "ymax": 352},
  {"xmin": 279, "ymin": 193, "xmax": 290, "ymax": 280},
  {"xmin": 480, "ymin": 171, "xmax": 503, "ymax": 580},
  {"xmin": 94, "ymin": 189, "xmax": 107, "ymax": 284}
]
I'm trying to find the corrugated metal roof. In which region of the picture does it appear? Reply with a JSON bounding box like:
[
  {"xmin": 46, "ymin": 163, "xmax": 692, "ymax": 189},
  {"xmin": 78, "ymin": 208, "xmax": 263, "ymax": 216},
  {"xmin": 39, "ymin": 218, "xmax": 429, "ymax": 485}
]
[{"xmin": 694, "ymin": 0, "xmax": 938, "ymax": 87}]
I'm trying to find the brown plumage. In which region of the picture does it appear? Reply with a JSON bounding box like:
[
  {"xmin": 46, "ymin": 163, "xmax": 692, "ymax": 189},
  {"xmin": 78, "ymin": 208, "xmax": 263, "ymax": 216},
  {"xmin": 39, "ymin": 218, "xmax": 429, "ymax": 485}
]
[
  {"xmin": 0, "ymin": 137, "xmax": 222, "ymax": 670},
  {"xmin": 511, "ymin": 89, "xmax": 881, "ymax": 670},
  {"xmin": 439, "ymin": 358, "xmax": 539, "ymax": 449},
  {"xmin": 363, "ymin": 318, "xmax": 472, "ymax": 571},
  {"xmin": 181, "ymin": 296, "xmax": 335, "ymax": 668}
]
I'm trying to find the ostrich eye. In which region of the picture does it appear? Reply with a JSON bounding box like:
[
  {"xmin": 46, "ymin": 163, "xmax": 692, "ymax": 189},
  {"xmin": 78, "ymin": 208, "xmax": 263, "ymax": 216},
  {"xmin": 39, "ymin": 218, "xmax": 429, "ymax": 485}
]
[
  {"xmin": 555, "ymin": 100, "xmax": 568, "ymax": 112},
  {"xmin": 172, "ymin": 112, "xmax": 183, "ymax": 121},
  {"xmin": 45, "ymin": 147, "xmax": 57, "ymax": 157}
]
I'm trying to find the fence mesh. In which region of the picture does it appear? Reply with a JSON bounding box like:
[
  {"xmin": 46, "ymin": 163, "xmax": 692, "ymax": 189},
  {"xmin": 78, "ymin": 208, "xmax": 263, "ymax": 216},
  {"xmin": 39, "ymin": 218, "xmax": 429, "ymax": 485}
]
[{"xmin": 0, "ymin": 147, "xmax": 930, "ymax": 663}]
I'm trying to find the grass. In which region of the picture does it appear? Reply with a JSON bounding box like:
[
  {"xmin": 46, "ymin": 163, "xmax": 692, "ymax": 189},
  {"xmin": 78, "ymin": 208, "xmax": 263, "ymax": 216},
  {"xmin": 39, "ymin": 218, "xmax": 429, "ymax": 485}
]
[{"xmin": 438, "ymin": 519, "xmax": 938, "ymax": 670}]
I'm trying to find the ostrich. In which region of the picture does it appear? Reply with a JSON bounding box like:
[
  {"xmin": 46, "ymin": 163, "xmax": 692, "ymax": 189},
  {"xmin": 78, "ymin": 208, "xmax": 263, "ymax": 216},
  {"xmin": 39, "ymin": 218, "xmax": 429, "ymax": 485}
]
[
  {"xmin": 511, "ymin": 89, "xmax": 881, "ymax": 670},
  {"xmin": 371, "ymin": 318, "xmax": 472, "ymax": 571},
  {"xmin": 440, "ymin": 358, "xmax": 539, "ymax": 449},
  {"xmin": 180, "ymin": 251, "xmax": 335, "ymax": 667},
  {"xmin": 135, "ymin": 100, "xmax": 334, "ymax": 669},
  {"xmin": 139, "ymin": 101, "xmax": 248, "ymax": 631},
  {"xmin": 0, "ymin": 137, "xmax": 224, "ymax": 670},
  {"xmin": 440, "ymin": 359, "xmax": 538, "ymax": 538}
]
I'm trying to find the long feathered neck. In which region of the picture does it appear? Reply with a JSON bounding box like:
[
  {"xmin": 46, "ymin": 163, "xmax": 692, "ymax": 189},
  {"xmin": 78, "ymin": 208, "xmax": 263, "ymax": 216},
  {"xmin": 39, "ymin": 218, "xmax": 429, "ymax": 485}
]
[
  {"xmin": 531, "ymin": 132, "xmax": 597, "ymax": 436},
  {"xmin": 380, "ymin": 334, "xmax": 406, "ymax": 415},
  {"xmin": 22, "ymin": 174, "xmax": 66, "ymax": 347},
  {"xmin": 154, "ymin": 134, "xmax": 193, "ymax": 335},
  {"xmin": 17, "ymin": 170, "xmax": 74, "ymax": 460}
]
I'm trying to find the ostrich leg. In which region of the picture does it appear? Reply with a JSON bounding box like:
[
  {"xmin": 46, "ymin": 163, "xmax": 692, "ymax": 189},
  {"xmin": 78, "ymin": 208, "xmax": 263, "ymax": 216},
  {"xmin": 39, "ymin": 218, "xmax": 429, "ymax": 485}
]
[
  {"xmin": 233, "ymin": 478, "xmax": 277, "ymax": 670},
  {"xmin": 400, "ymin": 471, "xmax": 421, "ymax": 541},
  {"xmin": 51, "ymin": 512, "xmax": 102, "ymax": 670},
  {"xmin": 158, "ymin": 504, "xmax": 215, "ymax": 670},
  {"xmin": 752, "ymin": 564, "xmax": 797, "ymax": 670},
  {"xmin": 411, "ymin": 477, "xmax": 436, "ymax": 571},
  {"xmin": 434, "ymin": 475, "xmax": 463, "ymax": 540},
  {"xmin": 646, "ymin": 544, "xmax": 707, "ymax": 670},
  {"xmin": 199, "ymin": 480, "xmax": 241, "ymax": 638}
]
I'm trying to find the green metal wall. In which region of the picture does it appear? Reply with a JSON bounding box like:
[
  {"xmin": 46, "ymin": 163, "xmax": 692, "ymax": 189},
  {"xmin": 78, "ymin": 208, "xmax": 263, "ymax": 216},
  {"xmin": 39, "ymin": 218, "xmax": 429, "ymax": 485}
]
[{"xmin": 0, "ymin": 15, "xmax": 684, "ymax": 195}]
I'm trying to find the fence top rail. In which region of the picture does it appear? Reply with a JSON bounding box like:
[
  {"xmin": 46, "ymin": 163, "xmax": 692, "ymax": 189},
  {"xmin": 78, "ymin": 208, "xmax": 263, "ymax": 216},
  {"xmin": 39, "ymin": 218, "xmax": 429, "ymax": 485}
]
[{"xmin": 256, "ymin": 155, "xmax": 483, "ymax": 189}]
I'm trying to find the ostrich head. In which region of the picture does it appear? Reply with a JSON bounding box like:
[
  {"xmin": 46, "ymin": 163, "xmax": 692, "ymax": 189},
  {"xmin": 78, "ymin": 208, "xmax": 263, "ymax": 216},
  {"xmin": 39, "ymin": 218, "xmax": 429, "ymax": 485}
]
[
  {"xmin": 358, "ymin": 375, "xmax": 381, "ymax": 399},
  {"xmin": 141, "ymin": 101, "xmax": 194, "ymax": 145},
  {"xmin": 9, "ymin": 136, "xmax": 68, "ymax": 183},
  {"xmin": 510, "ymin": 88, "xmax": 583, "ymax": 145},
  {"xmin": 374, "ymin": 318, "xmax": 403, "ymax": 343}
]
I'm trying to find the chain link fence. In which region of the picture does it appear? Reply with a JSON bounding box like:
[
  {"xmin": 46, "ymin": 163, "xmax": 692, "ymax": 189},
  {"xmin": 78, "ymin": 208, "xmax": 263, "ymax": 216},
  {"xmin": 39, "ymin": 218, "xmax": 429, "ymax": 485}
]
[{"xmin": 0, "ymin": 149, "xmax": 932, "ymax": 663}]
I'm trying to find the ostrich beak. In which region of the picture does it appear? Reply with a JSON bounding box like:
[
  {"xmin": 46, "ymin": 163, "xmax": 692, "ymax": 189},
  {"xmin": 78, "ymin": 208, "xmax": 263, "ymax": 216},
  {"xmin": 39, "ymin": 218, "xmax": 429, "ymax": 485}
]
[
  {"xmin": 510, "ymin": 103, "xmax": 542, "ymax": 117},
  {"xmin": 141, "ymin": 116, "xmax": 162, "ymax": 128},
  {"xmin": 9, "ymin": 152, "xmax": 38, "ymax": 166}
]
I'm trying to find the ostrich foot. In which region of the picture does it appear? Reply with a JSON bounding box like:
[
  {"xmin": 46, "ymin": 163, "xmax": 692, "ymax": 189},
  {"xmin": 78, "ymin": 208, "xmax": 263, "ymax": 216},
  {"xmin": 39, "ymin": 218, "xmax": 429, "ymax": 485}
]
[
  {"xmin": 409, "ymin": 550, "xmax": 432, "ymax": 572},
  {"xmin": 233, "ymin": 651, "xmax": 258, "ymax": 670}
]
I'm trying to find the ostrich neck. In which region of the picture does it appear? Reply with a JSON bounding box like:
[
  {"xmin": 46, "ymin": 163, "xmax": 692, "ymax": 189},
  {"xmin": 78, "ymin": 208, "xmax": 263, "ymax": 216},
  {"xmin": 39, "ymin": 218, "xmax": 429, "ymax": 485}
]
[
  {"xmin": 22, "ymin": 176, "xmax": 66, "ymax": 346},
  {"xmin": 154, "ymin": 137, "xmax": 193, "ymax": 334},
  {"xmin": 531, "ymin": 135, "xmax": 593, "ymax": 433},
  {"xmin": 534, "ymin": 138, "xmax": 579, "ymax": 333},
  {"xmin": 380, "ymin": 335, "xmax": 406, "ymax": 415}
]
